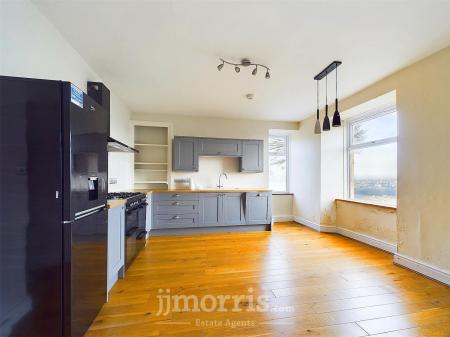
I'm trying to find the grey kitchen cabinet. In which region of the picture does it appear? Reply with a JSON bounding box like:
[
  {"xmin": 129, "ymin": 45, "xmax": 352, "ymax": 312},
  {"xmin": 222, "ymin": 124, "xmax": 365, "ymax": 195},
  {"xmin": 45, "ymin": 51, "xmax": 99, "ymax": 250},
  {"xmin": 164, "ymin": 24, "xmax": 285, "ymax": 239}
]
[
  {"xmin": 222, "ymin": 193, "xmax": 245, "ymax": 225},
  {"xmin": 153, "ymin": 192, "xmax": 199, "ymax": 229},
  {"xmin": 172, "ymin": 137, "xmax": 199, "ymax": 171},
  {"xmin": 199, "ymin": 138, "xmax": 242, "ymax": 156},
  {"xmin": 145, "ymin": 193, "xmax": 152, "ymax": 233},
  {"xmin": 107, "ymin": 205, "xmax": 125, "ymax": 293},
  {"xmin": 172, "ymin": 136, "xmax": 262, "ymax": 173},
  {"xmin": 198, "ymin": 192, "xmax": 245, "ymax": 226},
  {"xmin": 240, "ymin": 140, "xmax": 263, "ymax": 172},
  {"xmin": 152, "ymin": 191, "xmax": 270, "ymax": 231},
  {"xmin": 199, "ymin": 193, "xmax": 222, "ymax": 226},
  {"xmin": 245, "ymin": 192, "xmax": 272, "ymax": 225}
]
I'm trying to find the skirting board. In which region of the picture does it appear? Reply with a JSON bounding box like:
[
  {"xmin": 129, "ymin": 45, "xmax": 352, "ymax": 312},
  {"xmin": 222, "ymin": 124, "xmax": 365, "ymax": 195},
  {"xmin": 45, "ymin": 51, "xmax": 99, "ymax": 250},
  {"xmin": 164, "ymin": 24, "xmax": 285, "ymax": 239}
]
[
  {"xmin": 294, "ymin": 216, "xmax": 321, "ymax": 232},
  {"xmin": 272, "ymin": 215, "xmax": 294, "ymax": 222},
  {"xmin": 394, "ymin": 254, "xmax": 450, "ymax": 286},
  {"xmin": 293, "ymin": 216, "xmax": 397, "ymax": 254}
]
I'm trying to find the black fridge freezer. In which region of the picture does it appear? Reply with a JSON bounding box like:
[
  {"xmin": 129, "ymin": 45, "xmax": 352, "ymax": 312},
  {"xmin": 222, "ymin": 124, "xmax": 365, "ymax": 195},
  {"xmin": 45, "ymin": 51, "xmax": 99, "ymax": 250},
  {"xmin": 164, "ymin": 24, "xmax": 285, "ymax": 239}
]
[{"xmin": 0, "ymin": 76, "xmax": 109, "ymax": 337}]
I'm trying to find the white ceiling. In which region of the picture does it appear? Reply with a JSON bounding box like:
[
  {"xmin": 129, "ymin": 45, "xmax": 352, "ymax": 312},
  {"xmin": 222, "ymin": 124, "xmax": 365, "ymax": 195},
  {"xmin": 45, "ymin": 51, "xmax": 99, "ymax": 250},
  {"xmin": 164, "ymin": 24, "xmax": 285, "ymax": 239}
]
[{"xmin": 34, "ymin": 0, "xmax": 450, "ymax": 121}]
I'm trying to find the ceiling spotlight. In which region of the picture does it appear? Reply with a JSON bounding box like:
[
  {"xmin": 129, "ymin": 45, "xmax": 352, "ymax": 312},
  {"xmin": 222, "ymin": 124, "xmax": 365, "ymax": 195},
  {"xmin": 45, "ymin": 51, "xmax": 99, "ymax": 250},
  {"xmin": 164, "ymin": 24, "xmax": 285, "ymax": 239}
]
[{"xmin": 216, "ymin": 58, "xmax": 270, "ymax": 79}]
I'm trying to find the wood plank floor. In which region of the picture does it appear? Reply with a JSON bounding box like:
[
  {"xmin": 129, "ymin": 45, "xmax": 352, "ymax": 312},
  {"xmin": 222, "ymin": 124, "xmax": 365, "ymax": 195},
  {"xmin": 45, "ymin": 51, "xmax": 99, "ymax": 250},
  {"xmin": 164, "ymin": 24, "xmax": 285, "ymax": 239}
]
[{"xmin": 86, "ymin": 222, "xmax": 450, "ymax": 337}]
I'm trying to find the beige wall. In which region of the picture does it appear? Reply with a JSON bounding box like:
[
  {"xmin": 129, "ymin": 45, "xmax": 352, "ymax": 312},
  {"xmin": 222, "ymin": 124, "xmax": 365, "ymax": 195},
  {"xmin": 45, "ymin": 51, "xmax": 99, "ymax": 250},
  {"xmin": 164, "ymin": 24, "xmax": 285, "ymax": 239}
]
[
  {"xmin": 132, "ymin": 113, "xmax": 298, "ymax": 189},
  {"xmin": 272, "ymin": 195, "xmax": 293, "ymax": 218},
  {"xmin": 0, "ymin": 0, "xmax": 133, "ymax": 192},
  {"xmin": 338, "ymin": 46, "xmax": 450, "ymax": 270},
  {"xmin": 335, "ymin": 200, "xmax": 397, "ymax": 244}
]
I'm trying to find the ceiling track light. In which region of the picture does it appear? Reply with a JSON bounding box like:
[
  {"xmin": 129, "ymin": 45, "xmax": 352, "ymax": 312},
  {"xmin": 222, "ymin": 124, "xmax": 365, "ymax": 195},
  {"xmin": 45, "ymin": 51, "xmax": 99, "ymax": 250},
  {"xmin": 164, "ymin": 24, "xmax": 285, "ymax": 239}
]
[
  {"xmin": 313, "ymin": 61, "xmax": 342, "ymax": 133},
  {"xmin": 217, "ymin": 58, "xmax": 270, "ymax": 79}
]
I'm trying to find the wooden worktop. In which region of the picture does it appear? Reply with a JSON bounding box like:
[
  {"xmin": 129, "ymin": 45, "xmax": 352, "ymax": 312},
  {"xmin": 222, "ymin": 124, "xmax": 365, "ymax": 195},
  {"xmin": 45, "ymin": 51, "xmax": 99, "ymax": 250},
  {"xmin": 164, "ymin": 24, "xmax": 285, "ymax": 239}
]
[
  {"xmin": 107, "ymin": 199, "xmax": 126, "ymax": 209},
  {"xmin": 133, "ymin": 188, "xmax": 272, "ymax": 194}
]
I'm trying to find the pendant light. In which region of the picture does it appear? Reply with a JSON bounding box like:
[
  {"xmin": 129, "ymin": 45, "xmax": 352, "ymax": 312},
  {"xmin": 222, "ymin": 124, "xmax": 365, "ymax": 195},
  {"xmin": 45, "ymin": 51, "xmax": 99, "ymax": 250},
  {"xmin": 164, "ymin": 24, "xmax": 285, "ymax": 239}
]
[
  {"xmin": 323, "ymin": 74, "xmax": 331, "ymax": 131},
  {"xmin": 332, "ymin": 67, "xmax": 341, "ymax": 127},
  {"xmin": 314, "ymin": 80, "xmax": 321, "ymax": 134}
]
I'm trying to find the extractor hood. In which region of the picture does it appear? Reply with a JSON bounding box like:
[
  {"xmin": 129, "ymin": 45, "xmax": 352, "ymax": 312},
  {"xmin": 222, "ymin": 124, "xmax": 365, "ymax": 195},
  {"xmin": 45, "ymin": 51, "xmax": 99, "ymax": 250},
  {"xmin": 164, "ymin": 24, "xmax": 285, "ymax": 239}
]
[{"xmin": 107, "ymin": 137, "xmax": 139, "ymax": 153}]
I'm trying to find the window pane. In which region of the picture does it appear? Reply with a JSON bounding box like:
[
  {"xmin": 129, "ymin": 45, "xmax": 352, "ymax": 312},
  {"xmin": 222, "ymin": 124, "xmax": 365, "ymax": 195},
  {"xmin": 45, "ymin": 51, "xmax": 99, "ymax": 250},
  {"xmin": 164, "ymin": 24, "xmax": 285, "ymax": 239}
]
[
  {"xmin": 269, "ymin": 136, "xmax": 287, "ymax": 155},
  {"xmin": 351, "ymin": 111, "xmax": 397, "ymax": 145},
  {"xmin": 350, "ymin": 142, "xmax": 397, "ymax": 205},
  {"xmin": 269, "ymin": 155, "xmax": 286, "ymax": 192}
]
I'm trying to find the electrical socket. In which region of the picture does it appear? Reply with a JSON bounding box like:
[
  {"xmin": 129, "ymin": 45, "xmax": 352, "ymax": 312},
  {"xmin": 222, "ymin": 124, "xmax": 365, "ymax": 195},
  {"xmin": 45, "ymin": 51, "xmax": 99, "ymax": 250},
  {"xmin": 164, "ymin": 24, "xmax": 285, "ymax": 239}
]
[{"xmin": 109, "ymin": 177, "xmax": 118, "ymax": 184}]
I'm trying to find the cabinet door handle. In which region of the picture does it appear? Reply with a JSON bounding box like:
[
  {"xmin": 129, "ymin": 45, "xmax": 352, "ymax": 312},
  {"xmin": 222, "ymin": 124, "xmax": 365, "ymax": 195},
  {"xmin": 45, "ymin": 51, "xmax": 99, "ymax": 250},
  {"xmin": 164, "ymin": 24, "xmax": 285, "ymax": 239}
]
[
  {"xmin": 256, "ymin": 193, "xmax": 261, "ymax": 197},
  {"xmin": 173, "ymin": 215, "xmax": 181, "ymax": 219},
  {"xmin": 174, "ymin": 194, "xmax": 181, "ymax": 197},
  {"xmin": 173, "ymin": 202, "xmax": 180, "ymax": 206}
]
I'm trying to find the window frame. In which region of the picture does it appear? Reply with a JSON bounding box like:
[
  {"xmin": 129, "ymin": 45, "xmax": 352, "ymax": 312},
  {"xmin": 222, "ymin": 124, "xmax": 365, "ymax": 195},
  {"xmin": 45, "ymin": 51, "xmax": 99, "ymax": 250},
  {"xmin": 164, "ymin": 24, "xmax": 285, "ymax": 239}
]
[
  {"xmin": 268, "ymin": 134, "xmax": 290, "ymax": 194},
  {"xmin": 346, "ymin": 106, "xmax": 398, "ymax": 205}
]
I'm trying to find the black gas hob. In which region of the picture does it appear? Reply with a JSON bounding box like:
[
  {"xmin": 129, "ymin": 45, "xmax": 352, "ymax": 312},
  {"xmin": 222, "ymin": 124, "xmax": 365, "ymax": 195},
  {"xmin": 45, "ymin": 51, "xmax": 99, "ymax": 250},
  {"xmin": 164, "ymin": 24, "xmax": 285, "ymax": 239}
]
[{"xmin": 107, "ymin": 192, "xmax": 143, "ymax": 200}]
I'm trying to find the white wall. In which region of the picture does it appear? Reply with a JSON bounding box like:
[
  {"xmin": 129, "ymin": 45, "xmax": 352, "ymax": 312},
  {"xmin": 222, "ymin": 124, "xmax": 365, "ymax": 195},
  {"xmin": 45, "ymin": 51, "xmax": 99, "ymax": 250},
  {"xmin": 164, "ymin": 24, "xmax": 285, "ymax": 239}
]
[
  {"xmin": 290, "ymin": 116, "xmax": 321, "ymax": 224},
  {"xmin": 132, "ymin": 113, "xmax": 299, "ymax": 189},
  {"xmin": 0, "ymin": 0, "xmax": 132, "ymax": 191}
]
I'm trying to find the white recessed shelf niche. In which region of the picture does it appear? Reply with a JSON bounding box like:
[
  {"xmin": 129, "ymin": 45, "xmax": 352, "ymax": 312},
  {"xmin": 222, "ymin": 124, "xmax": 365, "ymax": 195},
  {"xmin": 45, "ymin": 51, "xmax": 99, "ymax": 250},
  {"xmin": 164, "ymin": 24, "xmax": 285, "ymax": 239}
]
[{"xmin": 131, "ymin": 121, "xmax": 172, "ymax": 190}]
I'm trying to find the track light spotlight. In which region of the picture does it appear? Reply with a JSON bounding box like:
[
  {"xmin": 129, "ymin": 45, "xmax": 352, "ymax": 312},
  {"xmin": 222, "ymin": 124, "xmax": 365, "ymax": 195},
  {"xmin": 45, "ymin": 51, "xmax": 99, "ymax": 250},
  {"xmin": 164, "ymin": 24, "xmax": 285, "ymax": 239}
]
[{"xmin": 217, "ymin": 58, "xmax": 270, "ymax": 79}]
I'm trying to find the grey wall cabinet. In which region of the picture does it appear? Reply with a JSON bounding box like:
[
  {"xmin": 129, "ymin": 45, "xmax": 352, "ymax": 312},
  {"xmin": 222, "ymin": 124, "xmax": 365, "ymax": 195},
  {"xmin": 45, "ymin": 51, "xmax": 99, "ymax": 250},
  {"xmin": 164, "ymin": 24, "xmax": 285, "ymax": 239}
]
[
  {"xmin": 107, "ymin": 205, "xmax": 125, "ymax": 293},
  {"xmin": 245, "ymin": 192, "xmax": 272, "ymax": 225},
  {"xmin": 173, "ymin": 137, "xmax": 199, "ymax": 171},
  {"xmin": 199, "ymin": 138, "xmax": 242, "ymax": 156},
  {"xmin": 240, "ymin": 140, "xmax": 263, "ymax": 172},
  {"xmin": 172, "ymin": 136, "xmax": 263, "ymax": 172}
]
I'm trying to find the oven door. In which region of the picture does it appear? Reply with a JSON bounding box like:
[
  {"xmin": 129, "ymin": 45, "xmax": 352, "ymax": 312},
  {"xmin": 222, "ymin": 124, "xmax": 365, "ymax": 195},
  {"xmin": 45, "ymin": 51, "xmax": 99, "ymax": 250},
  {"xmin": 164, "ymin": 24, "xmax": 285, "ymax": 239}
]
[
  {"xmin": 124, "ymin": 207, "xmax": 139, "ymax": 270},
  {"xmin": 136, "ymin": 202, "xmax": 148, "ymax": 249}
]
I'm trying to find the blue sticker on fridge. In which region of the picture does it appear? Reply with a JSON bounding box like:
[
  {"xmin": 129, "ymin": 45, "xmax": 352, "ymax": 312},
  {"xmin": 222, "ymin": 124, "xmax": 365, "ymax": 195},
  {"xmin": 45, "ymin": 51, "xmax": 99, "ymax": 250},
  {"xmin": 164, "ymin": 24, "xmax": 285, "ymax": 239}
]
[{"xmin": 70, "ymin": 83, "xmax": 83, "ymax": 108}]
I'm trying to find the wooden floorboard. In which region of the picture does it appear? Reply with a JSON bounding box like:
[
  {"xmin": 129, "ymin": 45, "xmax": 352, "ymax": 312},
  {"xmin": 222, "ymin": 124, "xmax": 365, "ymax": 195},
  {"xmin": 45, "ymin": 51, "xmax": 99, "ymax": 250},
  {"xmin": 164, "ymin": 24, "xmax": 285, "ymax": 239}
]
[{"xmin": 86, "ymin": 222, "xmax": 450, "ymax": 337}]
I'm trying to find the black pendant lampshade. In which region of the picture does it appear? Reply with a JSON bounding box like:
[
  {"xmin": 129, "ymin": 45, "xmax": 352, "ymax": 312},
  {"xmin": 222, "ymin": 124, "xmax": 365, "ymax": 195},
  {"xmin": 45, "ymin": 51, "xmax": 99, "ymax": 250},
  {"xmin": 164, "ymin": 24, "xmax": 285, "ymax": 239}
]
[
  {"xmin": 314, "ymin": 80, "xmax": 321, "ymax": 134},
  {"xmin": 332, "ymin": 67, "xmax": 341, "ymax": 127},
  {"xmin": 323, "ymin": 74, "xmax": 330, "ymax": 131},
  {"xmin": 313, "ymin": 60, "xmax": 342, "ymax": 134}
]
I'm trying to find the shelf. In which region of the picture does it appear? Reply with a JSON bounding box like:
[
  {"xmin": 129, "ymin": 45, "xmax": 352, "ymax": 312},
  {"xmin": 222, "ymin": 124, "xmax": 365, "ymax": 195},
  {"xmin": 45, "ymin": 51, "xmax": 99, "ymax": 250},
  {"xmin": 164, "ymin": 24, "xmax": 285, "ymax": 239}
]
[
  {"xmin": 135, "ymin": 169, "xmax": 168, "ymax": 172},
  {"xmin": 134, "ymin": 181, "xmax": 168, "ymax": 184},
  {"xmin": 135, "ymin": 162, "xmax": 168, "ymax": 165},
  {"xmin": 135, "ymin": 143, "xmax": 168, "ymax": 147}
]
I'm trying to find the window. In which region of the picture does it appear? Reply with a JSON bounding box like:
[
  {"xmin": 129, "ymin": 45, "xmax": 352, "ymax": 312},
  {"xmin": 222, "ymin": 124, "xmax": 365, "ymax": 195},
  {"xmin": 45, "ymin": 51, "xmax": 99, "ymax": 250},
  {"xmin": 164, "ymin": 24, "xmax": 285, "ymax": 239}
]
[
  {"xmin": 347, "ymin": 108, "xmax": 397, "ymax": 206},
  {"xmin": 269, "ymin": 135, "xmax": 289, "ymax": 193}
]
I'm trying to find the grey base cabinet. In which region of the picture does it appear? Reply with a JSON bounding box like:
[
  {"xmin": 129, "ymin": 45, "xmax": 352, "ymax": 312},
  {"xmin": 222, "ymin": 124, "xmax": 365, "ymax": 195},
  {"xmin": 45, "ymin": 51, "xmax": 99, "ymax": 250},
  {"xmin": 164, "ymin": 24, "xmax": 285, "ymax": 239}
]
[
  {"xmin": 199, "ymin": 193, "xmax": 245, "ymax": 226},
  {"xmin": 152, "ymin": 192, "xmax": 271, "ymax": 231},
  {"xmin": 245, "ymin": 192, "xmax": 272, "ymax": 225},
  {"xmin": 107, "ymin": 205, "xmax": 125, "ymax": 294}
]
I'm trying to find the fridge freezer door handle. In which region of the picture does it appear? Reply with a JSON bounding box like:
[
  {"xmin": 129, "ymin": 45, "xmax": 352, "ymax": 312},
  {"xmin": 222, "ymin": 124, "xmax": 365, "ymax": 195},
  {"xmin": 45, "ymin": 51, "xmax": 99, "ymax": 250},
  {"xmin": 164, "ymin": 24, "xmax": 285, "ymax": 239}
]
[{"xmin": 74, "ymin": 204, "xmax": 106, "ymax": 221}]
